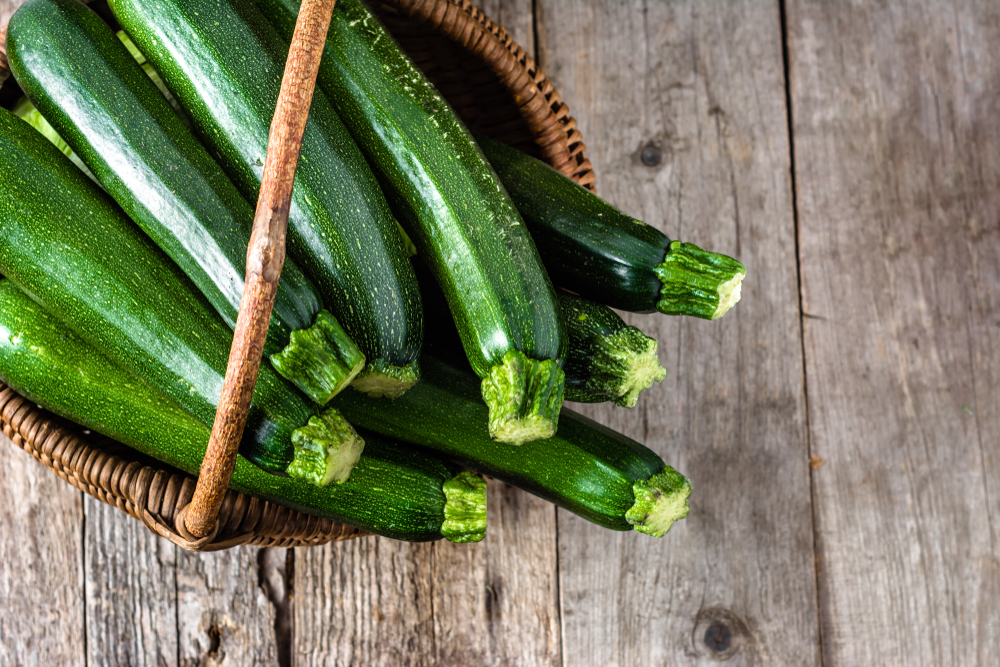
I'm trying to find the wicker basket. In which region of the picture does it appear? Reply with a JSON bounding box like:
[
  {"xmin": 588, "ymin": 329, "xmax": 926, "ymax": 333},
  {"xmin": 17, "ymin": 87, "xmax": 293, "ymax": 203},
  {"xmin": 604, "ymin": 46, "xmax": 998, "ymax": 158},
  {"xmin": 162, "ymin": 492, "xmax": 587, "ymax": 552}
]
[{"xmin": 0, "ymin": 0, "xmax": 595, "ymax": 551}]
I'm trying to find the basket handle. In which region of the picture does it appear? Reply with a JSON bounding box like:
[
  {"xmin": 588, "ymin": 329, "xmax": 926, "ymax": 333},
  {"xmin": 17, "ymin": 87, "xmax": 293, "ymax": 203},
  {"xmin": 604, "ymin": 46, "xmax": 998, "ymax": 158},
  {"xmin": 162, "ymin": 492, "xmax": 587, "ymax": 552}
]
[{"xmin": 184, "ymin": 0, "xmax": 338, "ymax": 538}]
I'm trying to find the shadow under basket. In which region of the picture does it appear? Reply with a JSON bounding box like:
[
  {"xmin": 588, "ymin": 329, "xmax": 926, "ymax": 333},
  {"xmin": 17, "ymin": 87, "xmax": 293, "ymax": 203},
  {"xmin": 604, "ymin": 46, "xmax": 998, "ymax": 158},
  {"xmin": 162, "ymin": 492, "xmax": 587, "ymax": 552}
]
[{"xmin": 0, "ymin": 0, "xmax": 595, "ymax": 551}]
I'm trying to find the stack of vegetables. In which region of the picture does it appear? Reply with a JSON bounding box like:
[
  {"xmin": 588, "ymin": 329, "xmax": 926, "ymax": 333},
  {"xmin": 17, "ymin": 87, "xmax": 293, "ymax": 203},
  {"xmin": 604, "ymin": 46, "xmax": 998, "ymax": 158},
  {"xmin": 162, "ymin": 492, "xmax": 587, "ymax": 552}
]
[{"xmin": 0, "ymin": 0, "xmax": 744, "ymax": 543}]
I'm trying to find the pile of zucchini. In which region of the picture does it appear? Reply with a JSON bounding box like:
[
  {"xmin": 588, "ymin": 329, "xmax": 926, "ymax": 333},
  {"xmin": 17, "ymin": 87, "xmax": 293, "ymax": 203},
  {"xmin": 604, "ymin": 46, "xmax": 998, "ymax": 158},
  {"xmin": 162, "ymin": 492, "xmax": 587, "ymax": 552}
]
[{"xmin": 0, "ymin": 0, "xmax": 745, "ymax": 543}]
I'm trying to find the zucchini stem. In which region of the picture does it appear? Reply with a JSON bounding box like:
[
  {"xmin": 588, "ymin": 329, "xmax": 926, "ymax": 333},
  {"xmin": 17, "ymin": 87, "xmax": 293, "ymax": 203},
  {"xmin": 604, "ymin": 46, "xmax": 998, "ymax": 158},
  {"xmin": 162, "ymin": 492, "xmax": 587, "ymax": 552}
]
[
  {"xmin": 271, "ymin": 310, "xmax": 366, "ymax": 404},
  {"xmin": 351, "ymin": 358, "xmax": 421, "ymax": 398},
  {"xmin": 566, "ymin": 326, "xmax": 666, "ymax": 407},
  {"xmin": 655, "ymin": 241, "xmax": 746, "ymax": 320},
  {"xmin": 481, "ymin": 350, "xmax": 565, "ymax": 445},
  {"xmin": 441, "ymin": 471, "xmax": 488, "ymax": 543},
  {"xmin": 287, "ymin": 408, "xmax": 365, "ymax": 486},
  {"xmin": 625, "ymin": 466, "xmax": 692, "ymax": 537}
]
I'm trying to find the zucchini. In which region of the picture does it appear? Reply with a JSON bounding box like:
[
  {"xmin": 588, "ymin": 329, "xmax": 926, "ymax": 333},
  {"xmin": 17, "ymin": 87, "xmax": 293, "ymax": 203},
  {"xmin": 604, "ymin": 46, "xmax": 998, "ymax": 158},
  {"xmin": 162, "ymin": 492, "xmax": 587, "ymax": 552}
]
[
  {"xmin": 474, "ymin": 132, "xmax": 746, "ymax": 320},
  {"xmin": 414, "ymin": 260, "xmax": 664, "ymax": 407},
  {"xmin": 6, "ymin": 0, "xmax": 364, "ymax": 404},
  {"xmin": 332, "ymin": 353, "xmax": 690, "ymax": 536},
  {"xmin": 109, "ymin": 0, "xmax": 423, "ymax": 397},
  {"xmin": 0, "ymin": 106, "xmax": 353, "ymax": 483},
  {"xmin": 556, "ymin": 290, "xmax": 666, "ymax": 407},
  {"xmin": 0, "ymin": 280, "xmax": 487, "ymax": 542},
  {"xmin": 256, "ymin": 0, "xmax": 567, "ymax": 444}
]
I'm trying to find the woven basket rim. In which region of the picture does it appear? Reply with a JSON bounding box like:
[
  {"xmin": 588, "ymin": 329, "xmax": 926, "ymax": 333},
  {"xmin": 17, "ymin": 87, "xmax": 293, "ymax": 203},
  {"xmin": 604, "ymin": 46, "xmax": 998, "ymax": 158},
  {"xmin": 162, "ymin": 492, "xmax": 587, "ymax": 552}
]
[{"xmin": 0, "ymin": 0, "xmax": 595, "ymax": 551}]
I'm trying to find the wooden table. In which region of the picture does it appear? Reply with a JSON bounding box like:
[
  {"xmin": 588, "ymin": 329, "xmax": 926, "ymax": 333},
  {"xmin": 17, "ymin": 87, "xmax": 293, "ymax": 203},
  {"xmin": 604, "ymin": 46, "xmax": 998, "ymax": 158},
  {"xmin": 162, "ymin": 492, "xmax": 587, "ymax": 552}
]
[{"xmin": 1, "ymin": 0, "xmax": 998, "ymax": 664}]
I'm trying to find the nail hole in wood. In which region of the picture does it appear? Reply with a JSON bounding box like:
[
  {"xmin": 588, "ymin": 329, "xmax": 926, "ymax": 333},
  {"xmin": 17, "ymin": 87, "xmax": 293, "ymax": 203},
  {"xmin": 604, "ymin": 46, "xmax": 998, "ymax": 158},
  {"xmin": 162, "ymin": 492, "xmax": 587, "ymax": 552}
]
[{"xmin": 640, "ymin": 143, "xmax": 662, "ymax": 167}]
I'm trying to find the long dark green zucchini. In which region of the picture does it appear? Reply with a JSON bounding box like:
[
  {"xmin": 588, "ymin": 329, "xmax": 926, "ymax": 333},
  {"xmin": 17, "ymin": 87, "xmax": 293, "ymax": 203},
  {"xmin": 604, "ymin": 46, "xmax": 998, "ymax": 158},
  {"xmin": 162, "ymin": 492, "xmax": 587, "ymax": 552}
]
[
  {"xmin": 256, "ymin": 0, "xmax": 567, "ymax": 444},
  {"xmin": 0, "ymin": 280, "xmax": 487, "ymax": 542},
  {"xmin": 475, "ymin": 132, "xmax": 746, "ymax": 320},
  {"xmin": 6, "ymin": 0, "xmax": 364, "ymax": 404},
  {"xmin": 557, "ymin": 290, "xmax": 666, "ymax": 407},
  {"xmin": 332, "ymin": 353, "xmax": 690, "ymax": 536},
  {"xmin": 0, "ymin": 106, "xmax": 354, "ymax": 482},
  {"xmin": 414, "ymin": 259, "xmax": 664, "ymax": 408},
  {"xmin": 109, "ymin": 0, "xmax": 422, "ymax": 397}
]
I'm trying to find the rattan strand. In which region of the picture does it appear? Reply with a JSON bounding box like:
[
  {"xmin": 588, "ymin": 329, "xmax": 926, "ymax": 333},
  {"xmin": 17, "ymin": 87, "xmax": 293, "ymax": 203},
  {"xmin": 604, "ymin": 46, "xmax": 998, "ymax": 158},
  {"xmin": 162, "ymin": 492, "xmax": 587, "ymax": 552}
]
[{"xmin": 0, "ymin": 0, "xmax": 595, "ymax": 550}]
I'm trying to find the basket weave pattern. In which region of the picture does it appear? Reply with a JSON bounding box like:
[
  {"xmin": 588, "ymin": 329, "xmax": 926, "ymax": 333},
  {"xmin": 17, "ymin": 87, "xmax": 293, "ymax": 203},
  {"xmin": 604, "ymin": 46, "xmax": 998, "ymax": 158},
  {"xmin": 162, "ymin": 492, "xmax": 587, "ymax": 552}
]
[{"xmin": 0, "ymin": 0, "xmax": 593, "ymax": 550}]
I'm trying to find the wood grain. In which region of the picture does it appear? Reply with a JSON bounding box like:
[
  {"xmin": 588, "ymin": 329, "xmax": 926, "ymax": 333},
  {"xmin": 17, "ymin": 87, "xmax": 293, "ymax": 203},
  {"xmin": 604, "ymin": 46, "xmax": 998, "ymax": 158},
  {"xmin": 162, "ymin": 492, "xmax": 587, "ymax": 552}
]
[
  {"xmin": 85, "ymin": 498, "xmax": 178, "ymax": 667},
  {"xmin": 176, "ymin": 548, "xmax": 281, "ymax": 666},
  {"xmin": 787, "ymin": 0, "xmax": 1000, "ymax": 664},
  {"xmin": 0, "ymin": 436, "xmax": 84, "ymax": 666},
  {"xmin": 536, "ymin": 0, "xmax": 818, "ymax": 665},
  {"xmin": 294, "ymin": 481, "xmax": 560, "ymax": 666}
]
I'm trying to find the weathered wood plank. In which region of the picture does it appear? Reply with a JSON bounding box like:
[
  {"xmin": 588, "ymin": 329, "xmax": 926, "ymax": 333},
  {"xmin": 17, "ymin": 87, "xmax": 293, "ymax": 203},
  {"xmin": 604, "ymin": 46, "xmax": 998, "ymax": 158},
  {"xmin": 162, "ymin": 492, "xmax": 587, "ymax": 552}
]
[
  {"xmin": 85, "ymin": 498, "xmax": 178, "ymax": 667},
  {"xmin": 295, "ymin": 481, "xmax": 560, "ymax": 667},
  {"xmin": 0, "ymin": 435, "xmax": 84, "ymax": 667},
  {"xmin": 176, "ymin": 547, "xmax": 281, "ymax": 666},
  {"xmin": 477, "ymin": 0, "xmax": 534, "ymax": 54},
  {"xmin": 787, "ymin": 1, "xmax": 1000, "ymax": 664},
  {"xmin": 537, "ymin": 1, "xmax": 817, "ymax": 665}
]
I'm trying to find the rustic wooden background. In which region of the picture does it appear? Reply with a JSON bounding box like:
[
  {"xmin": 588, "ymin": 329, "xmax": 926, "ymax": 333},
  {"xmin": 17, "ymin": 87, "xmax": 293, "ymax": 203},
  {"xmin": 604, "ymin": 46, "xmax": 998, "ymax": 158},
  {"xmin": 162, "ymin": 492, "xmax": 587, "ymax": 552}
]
[{"xmin": 1, "ymin": 0, "xmax": 998, "ymax": 665}]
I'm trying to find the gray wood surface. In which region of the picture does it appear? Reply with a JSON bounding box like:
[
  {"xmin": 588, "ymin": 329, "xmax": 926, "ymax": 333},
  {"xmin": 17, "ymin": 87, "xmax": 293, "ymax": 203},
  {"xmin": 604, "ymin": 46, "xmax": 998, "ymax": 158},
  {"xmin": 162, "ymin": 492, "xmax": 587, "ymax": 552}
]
[
  {"xmin": 2, "ymin": 0, "xmax": 999, "ymax": 664},
  {"xmin": 537, "ymin": 1, "xmax": 817, "ymax": 665},
  {"xmin": 0, "ymin": 443, "xmax": 84, "ymax": 667},
  {"xmin": 787, "ymin": 0, "xmax": 1000, "ymax": 664}
]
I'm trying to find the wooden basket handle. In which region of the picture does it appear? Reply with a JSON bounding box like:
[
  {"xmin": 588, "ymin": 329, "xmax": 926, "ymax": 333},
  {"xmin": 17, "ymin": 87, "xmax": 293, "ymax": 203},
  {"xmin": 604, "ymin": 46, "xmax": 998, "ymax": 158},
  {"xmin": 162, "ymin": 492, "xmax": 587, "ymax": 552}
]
[{"xmin": 184, "ymin": 0, "xmax": 337, "ymax": 538}]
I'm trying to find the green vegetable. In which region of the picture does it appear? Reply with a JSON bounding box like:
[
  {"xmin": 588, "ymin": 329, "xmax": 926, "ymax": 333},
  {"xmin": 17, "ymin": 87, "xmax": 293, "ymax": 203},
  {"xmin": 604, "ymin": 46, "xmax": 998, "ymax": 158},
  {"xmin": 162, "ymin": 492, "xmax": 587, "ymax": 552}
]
[
  {"xmin": 110, "ymin": 0, "xmax": 423, "ymax": 397},
  {"xmin": 0, "ymin": 281, "xmax": 486, "ymax": 542},
  {"xmin": 0, "ymin": 106, "xmax": 350, "ymax": 482},
  {"xmin": 255, "ymin": 0, "xmax": 567, "ymax": 444},
  {"xmin": 557, "ymin": 291, "xmax": 666, "ymax": 407},
  {"xmin": 415, "ymin": 260, "xmax": 663, "ymax": 407},
  {"xmin": 333, "ymin": 353, "xmax": 690, "ymax": 536},
  {"xmin": 475, "ymin": 132, "xmax": 746, "ymax": 320},
  {"xmin": 6, "ymin": 0, "xmax": 364, "ymax": 404}
]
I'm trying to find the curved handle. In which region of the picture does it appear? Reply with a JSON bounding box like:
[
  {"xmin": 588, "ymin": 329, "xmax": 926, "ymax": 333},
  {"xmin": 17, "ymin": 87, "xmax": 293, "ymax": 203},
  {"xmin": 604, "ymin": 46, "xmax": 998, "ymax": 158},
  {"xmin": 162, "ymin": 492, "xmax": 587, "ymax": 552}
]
[{"xmin": 184, "ymin": 0, "xmax": 338, "ymax": 538}]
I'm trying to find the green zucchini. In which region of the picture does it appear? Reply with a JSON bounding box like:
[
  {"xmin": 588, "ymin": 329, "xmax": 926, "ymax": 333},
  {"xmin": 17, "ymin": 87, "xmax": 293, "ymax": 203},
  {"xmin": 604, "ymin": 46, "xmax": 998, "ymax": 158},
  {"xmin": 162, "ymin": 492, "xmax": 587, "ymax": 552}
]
[
  {"xmin": 474, "ymin": 132, "xmax": 746, "ymax": 320},
  {"xmin": 109, "ymin": 0, "xmax": 422, "ymax": 397},
  {"xmin": 0, "ymin": 280, "xmax": 486, "ymax": 542},
  {"xmin": 557, "ymin": 290, "xmax": 666, "ymax": 407},
  {"xmin": 6, "ymin": 0, "xmax": 364, "ymax": 404},
  {"xmin": 332, "ymin": 353, "xmax": 690, "ymax": 536},
  {"xmin": 256, "ymin": 0, "xmax": 567, "ymax": 444},
  {"xmin": 414, "ymin": 259, "xmax": 664, "ymax": 408},
  {"xmin": 0, "ymin": 106, "xmax": 353, "ymax": 483}
]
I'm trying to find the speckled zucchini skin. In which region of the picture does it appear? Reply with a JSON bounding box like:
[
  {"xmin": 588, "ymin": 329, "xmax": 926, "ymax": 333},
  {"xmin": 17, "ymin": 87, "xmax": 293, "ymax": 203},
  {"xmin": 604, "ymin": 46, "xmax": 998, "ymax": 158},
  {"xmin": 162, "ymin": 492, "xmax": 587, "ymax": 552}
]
[
  {"xmin": 6, "ymin": 0, "xmax": 321, "ymax": 357},
  {"xmin": 109, "ymin": 0, "xmax": 422, "ymax": 379},
  {"xmin": 255, "ymin": 0, "xmax": 564, "ymax": 379},
  {"xmin": 333, "ymin": 354, "xmax": 667, "ymax": 531},
  {"xmin": 0, "ymin": 281, "xmax": 457, "ymax": 541},
  {"xmin": 475, "ymin": 133, "xmax": 672, "ymax": 313},
  {"xmin": 0, "ymin": 107, "xmax": 313, "ymax": 474}
]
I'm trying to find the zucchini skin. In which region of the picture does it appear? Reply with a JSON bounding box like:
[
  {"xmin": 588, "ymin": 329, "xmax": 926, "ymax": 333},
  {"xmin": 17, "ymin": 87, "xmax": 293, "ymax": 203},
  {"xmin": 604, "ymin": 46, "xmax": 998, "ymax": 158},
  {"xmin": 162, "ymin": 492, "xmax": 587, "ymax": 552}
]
[
  {"xmin": 415, "ymin": 260, "xmax": 662, "ymax": 407},
  {"xmin": 6, "ymin": 0, "xmax": 321, "ymax": 357},
  {"xmin": 475, "ymin": 133, "xmax": 669, "ymax": 313},
  {"xmin": 257, "ymin": 0, "xmax": 564, "ymax": 378},
  {"xmin": 0, "ymin": 281, "xmax": 456, "ymax": 541},
  {"xmin": 0, "ymin": 107, "xmax": 312, "ymax": 474},
  {"xmin": 557, "ymin": 290, "xmax": 666, "ymax": 407},
  {"xmin": 333, "ymin": 354, "xmax": 667, "ymax": 531},
  {"xmin": 475, "ymin": 133, "xmax": 745, "ymax": 318},
  {"xmin": 109, "ymin": 0, "xmax": 422, "ymax": 383}
]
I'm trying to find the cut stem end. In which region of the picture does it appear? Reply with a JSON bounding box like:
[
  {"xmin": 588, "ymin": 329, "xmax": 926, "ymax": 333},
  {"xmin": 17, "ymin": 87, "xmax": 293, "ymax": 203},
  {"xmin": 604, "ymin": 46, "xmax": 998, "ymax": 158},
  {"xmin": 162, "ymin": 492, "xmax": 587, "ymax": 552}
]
[
  {"xmin": 481, "ymin": 350, "xmax": 565, "ymax": 445},
  {"xmin": 565, "ymin": 326, "xmax": 666, "ymax": 407},
  {"xmin": 626, "ymin": 466, "xmax": 692, "ymax": 537},
  {"xmin": 351, "ymin": 359, "xmax": 420, "ymax": 398},
  {"xmin": 287, "ymin": 409, "xmax": 365, "ymax": 487},
  {"xmin": 271, "ymin": 310, "xmax": 366, "ymax": 404},
  {"xmin": 655, "ymin": 241, "xmax": 746, "ymax": 320},
  {"xmin": 441, "ymin": 471, "xmax": 488, "ymax": 543}
]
